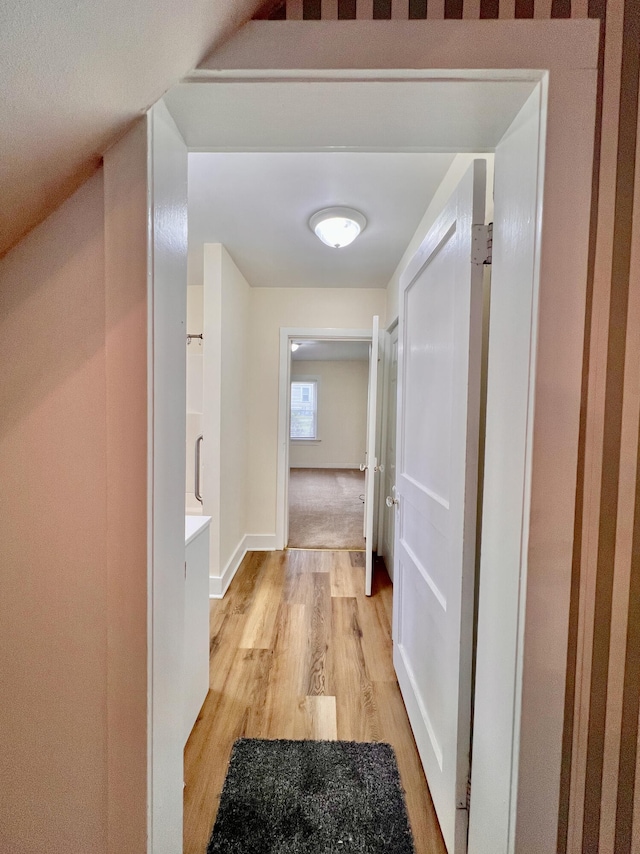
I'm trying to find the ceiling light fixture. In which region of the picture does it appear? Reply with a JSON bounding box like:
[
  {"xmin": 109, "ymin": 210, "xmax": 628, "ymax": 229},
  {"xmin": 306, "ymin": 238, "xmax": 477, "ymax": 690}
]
[
  {"xmin": 291, "ymin": 342, "xmax": 300, "ymax": 352},
  {"xmin": 309, "ymin": 207, "xmax": 367, "ymax": 249}
]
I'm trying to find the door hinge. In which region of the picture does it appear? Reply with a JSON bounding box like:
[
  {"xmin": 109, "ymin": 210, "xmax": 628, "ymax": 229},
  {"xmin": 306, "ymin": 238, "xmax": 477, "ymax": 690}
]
[
  {"xmin": 456, "ymin": 775, "xmax": 472, "ymax": 812},
  {"xmin": 456, "ymin": 776, "xmax": 471, "ymax": 812},
  {"xmin": 471, "ymin": 222, "xmax": 493, "ymax": 266}
]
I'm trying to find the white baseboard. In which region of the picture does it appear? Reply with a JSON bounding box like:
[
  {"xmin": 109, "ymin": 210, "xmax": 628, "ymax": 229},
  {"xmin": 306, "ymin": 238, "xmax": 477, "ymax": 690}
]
[
  {"xmin": 244, "ymin": 534, "xmax": 278, "ymax": 551},
  {"xmin": 289, "ymin": 463, "xmax": 363, "ymax": 470},
  {"xmin": 209, "ymin": 537, "xmax": 245, "ymax": 599},
  {"xmin": 209, "ymin": 533, "xmax": 277, "ymax": 598}
]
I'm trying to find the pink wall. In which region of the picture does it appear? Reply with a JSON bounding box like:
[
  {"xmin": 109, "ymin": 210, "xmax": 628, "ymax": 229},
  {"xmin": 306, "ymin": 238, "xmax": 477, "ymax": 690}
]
[
  {"xmin": 0, "ymin": 173, "xmax": 109, "ymax": 852},
  {"xmin": 0, "ymin": 135, "xmax": 150, "ymax": 851},
  {"xmin": 103, "ymin": 120, "xmax": 149, "ymax": 854}
]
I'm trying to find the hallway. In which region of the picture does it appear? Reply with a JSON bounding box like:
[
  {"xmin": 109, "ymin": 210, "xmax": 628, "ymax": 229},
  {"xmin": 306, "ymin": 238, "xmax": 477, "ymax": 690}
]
[{"xmin": 183, "ymin": 549, "xmax": 446, "ymax": 854}]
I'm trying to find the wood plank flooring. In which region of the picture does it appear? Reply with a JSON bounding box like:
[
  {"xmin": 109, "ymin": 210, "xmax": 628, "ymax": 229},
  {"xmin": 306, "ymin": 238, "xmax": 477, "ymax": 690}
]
[{"xmin": 183, "ymin": 549, "xmax": 446, "ymax": 854}]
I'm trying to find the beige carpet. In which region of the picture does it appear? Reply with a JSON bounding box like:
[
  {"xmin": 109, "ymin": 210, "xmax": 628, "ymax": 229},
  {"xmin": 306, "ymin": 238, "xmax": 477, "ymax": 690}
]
[{"xmin": 288, "ymin": 468, "xmax": 365, "ymax": 550}]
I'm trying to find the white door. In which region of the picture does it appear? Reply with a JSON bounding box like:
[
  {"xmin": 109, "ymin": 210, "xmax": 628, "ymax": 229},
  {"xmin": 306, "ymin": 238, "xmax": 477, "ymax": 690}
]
[
  {"xmin": 382, "ymin": 325, "xmax": 398, "ymax": 577},
  {"xmin": 392, "ymin": 161, "xmax": 486, "ymax": 853},
  {"xmin": 364, "ymin": 315, "xmax": 379, "ymax": 596}
]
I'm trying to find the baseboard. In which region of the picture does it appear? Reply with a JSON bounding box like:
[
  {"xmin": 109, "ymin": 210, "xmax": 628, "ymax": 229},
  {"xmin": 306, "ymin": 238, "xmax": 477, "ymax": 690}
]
[
  {"xmin": 289, "ymin": 463, "xmax": 363, "ymax": 470},
  {"xmin": 244, "ymin": 534, "xmax": 278, "ymax": 551},
  {"xmin": 209, "ymin": 533, "xmax": 278, "ymax": 599}
]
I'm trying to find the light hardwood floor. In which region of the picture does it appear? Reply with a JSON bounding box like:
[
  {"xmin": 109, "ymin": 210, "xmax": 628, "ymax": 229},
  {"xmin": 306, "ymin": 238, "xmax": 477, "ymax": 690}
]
[{"xmin": 183, "ymin": 549, "xmax": 446, "ymax": 854}]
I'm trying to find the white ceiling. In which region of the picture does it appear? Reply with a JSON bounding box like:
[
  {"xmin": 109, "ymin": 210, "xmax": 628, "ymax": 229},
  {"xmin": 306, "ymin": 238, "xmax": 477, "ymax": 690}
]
[
  {"xmin": 0, "ymin": 0, "xmax": 261, "ymax": 257},
  {"xmin": 292, "ymin": 341, "xmax": 370, "ymax": 361},
  {"xmin": 188, "ymin": 152, "xmax": 456, "ymax": 289}
]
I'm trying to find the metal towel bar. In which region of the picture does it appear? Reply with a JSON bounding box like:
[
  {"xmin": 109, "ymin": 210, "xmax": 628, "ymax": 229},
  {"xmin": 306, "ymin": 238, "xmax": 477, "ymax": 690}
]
[{"xmin": 195, "ymin": 435, "xmax": 203, "ymax": 504}]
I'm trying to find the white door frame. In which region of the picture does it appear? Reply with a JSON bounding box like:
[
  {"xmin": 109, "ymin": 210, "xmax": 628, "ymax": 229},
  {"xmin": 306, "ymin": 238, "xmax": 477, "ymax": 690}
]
[
  {"xmin": 276, "ymin": 326, "xmax": 372, "ymax": 550},
  {"xmin": 376, "ymin": 317, "xmax": 399, "ymax": 573},
  {"xmin": 140, "ymin": 21, "xmax": 598, "ymax": 854}
]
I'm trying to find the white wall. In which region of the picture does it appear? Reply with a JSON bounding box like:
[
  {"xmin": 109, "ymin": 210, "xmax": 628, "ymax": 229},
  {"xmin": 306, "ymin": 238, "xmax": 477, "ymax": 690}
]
[
  {"xmin": 186, "ymin": 285, "xmax": 203, "ymax": 513},
  {"xmin": 386, "ymin": 153, "xmax": 494, "ymax": 323},
  {"xmin": 246, "ymin": 287, "xmax": 386, "ymax": 535},
  {"xmin": 220, "ymin": 248, "xmax": 250, "ymax": 567},
  {"xmin": 202, "ymin": 244, "xmax": 250, "ymax": 585},
  {"xmin": 290, "ymin": 359, "xmax": 368, "ymax": 469}
]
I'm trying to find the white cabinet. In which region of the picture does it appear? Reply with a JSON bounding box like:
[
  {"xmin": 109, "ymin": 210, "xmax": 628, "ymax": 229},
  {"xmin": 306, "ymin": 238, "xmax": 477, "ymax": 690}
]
[{"xmin": 184, "ymin": 515, "xmax": 211, "ymax": 744}]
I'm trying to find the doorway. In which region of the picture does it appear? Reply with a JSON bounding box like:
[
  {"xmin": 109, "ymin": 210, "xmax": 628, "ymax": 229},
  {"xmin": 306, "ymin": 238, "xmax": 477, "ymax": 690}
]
[
  {"xmin": 138, "ymin": 30, "xmax": 597, "ymax": 854},
  {"xmin": 276, "ymin": 327, "xmax": 374, "ymax": 551},
  {"xmin": 287, "ymin": 338, "xmax": 370, "ymax": 550}
]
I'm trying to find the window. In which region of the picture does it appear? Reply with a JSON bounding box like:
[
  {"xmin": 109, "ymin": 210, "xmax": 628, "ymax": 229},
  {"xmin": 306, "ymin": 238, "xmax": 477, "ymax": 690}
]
[{"xmin": 290, "ymin": 380, "xmax": 318, "ymax": 439}]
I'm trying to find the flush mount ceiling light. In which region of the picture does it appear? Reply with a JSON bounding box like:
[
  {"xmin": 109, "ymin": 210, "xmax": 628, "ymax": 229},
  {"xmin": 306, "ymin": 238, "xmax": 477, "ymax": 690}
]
[
  {"xmin": 291, "ymin": 342, "xmax": 300, "ymax": 352},
  {"xmin": 309, "ymin": 207, "xmax": 367, "ymax": 249}
]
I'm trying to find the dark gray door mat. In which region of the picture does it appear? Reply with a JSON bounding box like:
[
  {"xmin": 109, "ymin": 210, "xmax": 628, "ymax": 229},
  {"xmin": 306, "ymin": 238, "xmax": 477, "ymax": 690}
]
[{"xmin": 206, "ymin": 738, "xmax": 415, "ymax": 853}]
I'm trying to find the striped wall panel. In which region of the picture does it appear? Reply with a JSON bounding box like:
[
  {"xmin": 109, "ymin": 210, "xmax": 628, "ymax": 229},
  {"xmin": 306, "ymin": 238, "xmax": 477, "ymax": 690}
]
[
  {"xmin": 251, "ymin": 2, "xmax": 640, "ymax": 850},
  {"xmin": 254, "ymin": 0, "xmax": 598, "ymax": 18},
  {"xmin": 566, "ymin": 3, "xmax": 640, "ymax": 852}
]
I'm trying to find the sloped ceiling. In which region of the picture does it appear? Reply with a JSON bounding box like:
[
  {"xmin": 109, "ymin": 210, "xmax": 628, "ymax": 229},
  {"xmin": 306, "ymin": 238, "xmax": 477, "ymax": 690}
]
[{"xmin": 0, "ymin": 0, "xmax": 263, "ymax": 257}]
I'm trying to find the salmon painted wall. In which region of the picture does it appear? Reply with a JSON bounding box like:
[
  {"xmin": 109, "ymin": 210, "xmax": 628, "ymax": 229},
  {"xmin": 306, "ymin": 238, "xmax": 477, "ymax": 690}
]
[
  {"xmin": 0, "ymin": 124, "xmax": 150, "ymax": 853},
  {"xmin": 250, "ymin": 3, "xmax": 640, "ymax": 851},
  {"xmin": 0, "ymin": 174, "xmax": 110, "ymax": 854}
]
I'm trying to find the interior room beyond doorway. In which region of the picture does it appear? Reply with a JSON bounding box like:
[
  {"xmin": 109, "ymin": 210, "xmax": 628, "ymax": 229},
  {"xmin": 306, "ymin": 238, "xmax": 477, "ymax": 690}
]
[{"xmin": 288, "ymin": 339, "xmax": 369, "ymax": 550}]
